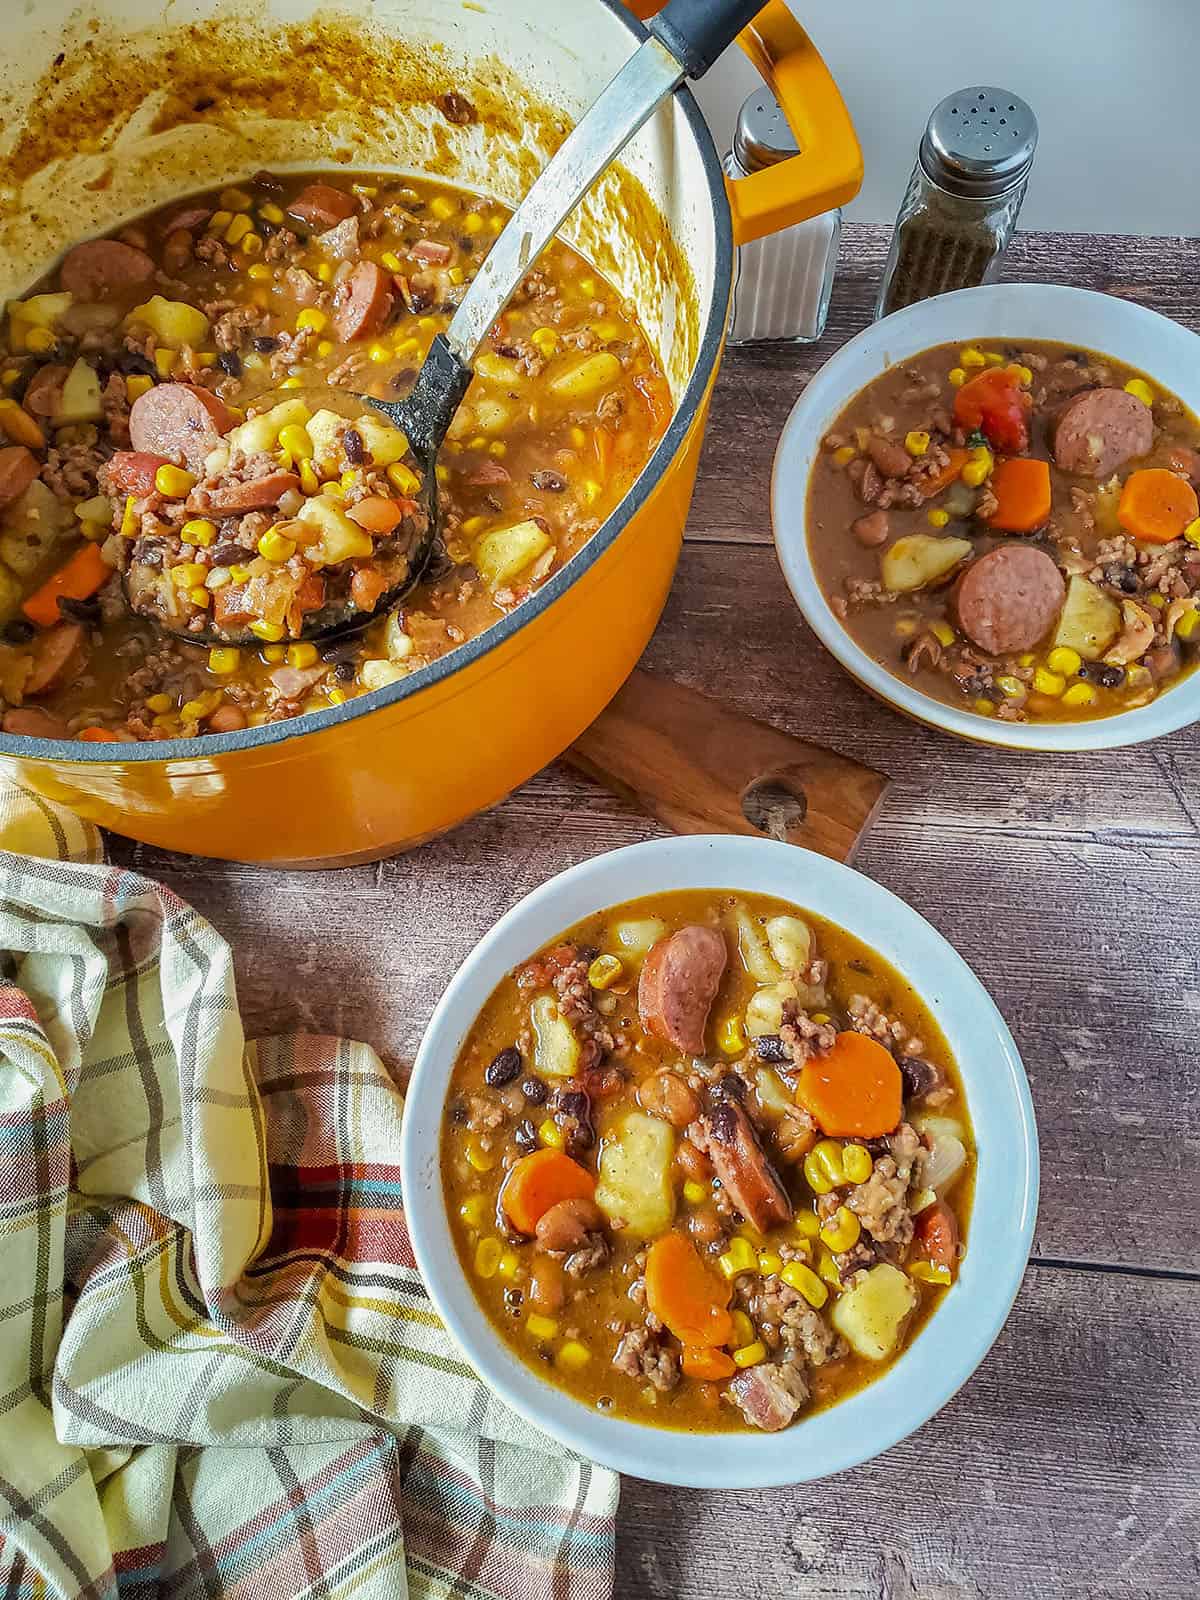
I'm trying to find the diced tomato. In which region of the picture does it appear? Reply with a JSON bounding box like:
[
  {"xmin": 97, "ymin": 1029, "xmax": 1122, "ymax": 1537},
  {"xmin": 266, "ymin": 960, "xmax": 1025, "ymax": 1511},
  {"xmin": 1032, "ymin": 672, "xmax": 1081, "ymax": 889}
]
[
  {"xmin": 953, "ymin": 367, "xmax": 1032, "ymax": 454},
  {"xmin": 914, "ymin": 1201, "xmax": 960, "ymax": 1273}
]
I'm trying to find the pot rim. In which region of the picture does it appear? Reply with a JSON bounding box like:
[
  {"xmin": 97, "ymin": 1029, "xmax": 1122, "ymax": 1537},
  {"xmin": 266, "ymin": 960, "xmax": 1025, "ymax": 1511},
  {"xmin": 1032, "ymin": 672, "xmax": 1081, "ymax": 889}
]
[{"xmin": 3, "ymin": 0, "xmax": 732, "ymax": 766}]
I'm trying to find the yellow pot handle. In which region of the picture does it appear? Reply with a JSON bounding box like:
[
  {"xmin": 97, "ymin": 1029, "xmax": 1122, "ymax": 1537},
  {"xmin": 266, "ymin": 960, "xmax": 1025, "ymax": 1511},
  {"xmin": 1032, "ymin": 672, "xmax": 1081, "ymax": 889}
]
[{"xmin": 622, "ymin": 0, "xmax": 863, "ymax": 246}]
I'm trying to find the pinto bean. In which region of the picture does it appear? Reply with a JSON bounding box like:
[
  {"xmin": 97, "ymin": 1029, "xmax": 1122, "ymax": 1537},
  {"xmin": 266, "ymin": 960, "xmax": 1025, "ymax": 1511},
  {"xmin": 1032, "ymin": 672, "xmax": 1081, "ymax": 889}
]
[
  {"xmin": 852, "ymin": 510, "xmax": 889, "ymax": 546},
  {"xmin": 637, "ymin": 1070, "xmax": 700, "ymax": 1129},
  {"xmin": 529, "ymin": 1254, "xmax": 565, "ymax": 1313},
  {"xmin": 534, "ymin": 1197, "xmax": 603, "ymax": 1253},
  {"xmin": 687, "ymin": 1204, "xmax": 725, "ymax": 1246},
  {"xmin": 866, "ymin": 435, "xmax": 912, "ymax": 478},
  {"xmin": 673, "ymin": 1138, "xmax": 713, "ymax": 1183},
  {"xmin": 207, "ymin": 705, "xmax": 248, "ymax": 733}
]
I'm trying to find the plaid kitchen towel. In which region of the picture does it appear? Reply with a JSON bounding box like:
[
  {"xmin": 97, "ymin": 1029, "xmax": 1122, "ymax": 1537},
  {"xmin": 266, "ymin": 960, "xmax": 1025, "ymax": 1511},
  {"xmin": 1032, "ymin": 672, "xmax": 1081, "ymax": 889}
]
[{"xmin": 0, "ymin": 783, "xmax": 616, "ymax": 1600}]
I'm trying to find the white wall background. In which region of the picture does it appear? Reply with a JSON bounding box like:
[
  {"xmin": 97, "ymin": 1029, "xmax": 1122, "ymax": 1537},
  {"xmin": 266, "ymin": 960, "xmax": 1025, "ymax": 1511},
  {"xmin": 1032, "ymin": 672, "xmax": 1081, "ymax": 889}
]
[{"xmin": 691, "ymin": 0, "xmax": 1200, "ymax": 236}]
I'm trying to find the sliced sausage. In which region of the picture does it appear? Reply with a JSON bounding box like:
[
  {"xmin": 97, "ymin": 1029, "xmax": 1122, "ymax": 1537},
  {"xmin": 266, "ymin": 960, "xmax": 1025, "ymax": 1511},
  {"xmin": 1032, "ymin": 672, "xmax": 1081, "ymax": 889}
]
[
  {"xmin": 202, "ymin": 471, "xmax": 300, "ymax": 513},
  {"xmin": 22, "ymin": 364, "xmax": 68, "ymax": 419},
  {"xmin": 692, "ymin": 1101, "xmax": 792, "ymax": 1233},
  {"xmin": 0, "ymin": 446, "xmax": 40, "ymax": 510},
  {"xmin": 409, "ymin": 238, "xmax": 452, "ymax": 266},
  {"xmin": 128, "ymin": 384, "xmax": 233, "ymax": 470},
  {"xmin": 954, "ymin": 545, "xmax": 1066, "ymax": 656},
  {"xmin": 268, "ymin": 663, "xmax": 326, "ymax": 699},
  {"xmin": 288, "ymin": 183, "xmax": 358, "ymax": 230},
  {"xmin": 2, "ymin": 706, "xmax": 69, "ymax": 739},
  {"xmin": 161, "ymin": 206, "xmax": 212, "ymax": 234},
  {"xmin": 638, "ymin": 924, "xmax": 727, "ymax": 1055},
  {"xmin": 24, "ymin": 623, "xmax": 85, "ymax": 696},
  {"xmin": 104, "ymin": 451, "xmax": 171, "ymax": 495},
  {"xmin": 332, "ymin": 261, "xmax": 393, "ymax": 344},
  {"xmin": 1052, "ymin": 387, "xmax": 1153, "ymax": 478},
  {"xmin": 729, "ymin": 1362, "xmax": 809, "ymax": 1432},
  {"xmin": 59, "ymin": 238, "xmax": 156, "ymax": 302},
  {"xmin": 161, "ymin": 229, "xmax": 194, "ymax": 276}
]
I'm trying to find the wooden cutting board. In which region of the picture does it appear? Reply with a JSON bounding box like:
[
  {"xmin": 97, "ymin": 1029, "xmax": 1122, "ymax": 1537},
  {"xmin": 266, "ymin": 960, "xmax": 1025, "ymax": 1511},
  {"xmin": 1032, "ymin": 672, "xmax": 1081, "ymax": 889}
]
[{"xmin": 566, "ymin": 668, "xmax": 888, "ymax": 862}]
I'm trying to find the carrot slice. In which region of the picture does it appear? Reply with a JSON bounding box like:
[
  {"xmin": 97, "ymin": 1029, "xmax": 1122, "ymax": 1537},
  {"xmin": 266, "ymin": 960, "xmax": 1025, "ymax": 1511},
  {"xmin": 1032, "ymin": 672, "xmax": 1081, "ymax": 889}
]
[
  {"xmin": 682, "ymin": 1345, "xmax": 736, "ymax": 1381},
  {"xmin": 644, "ymin": 1232, "xmax": 733, "ymax": 1348},
  {"xmin": 914, "ymin": 1200, "xmax": 960, "ymax": 1273},
  {"xmin": 78, "ymin": 727, "xmax": 117, "ymax": 742},
  {"xmin": 499, "ymin": 1148, "xmax": 595, "ymax": 1235},
  {"xmin": 22, "ymin": 543, "xmax": 111, "ymax": 629},
  {"xmin": 984, "ymin": 456, "xmax": 1052, "ymax": 533},
  {"xmin": 1117, "ymin": 467, "xmax": 1199, "ymax": 544},
  {"xmin": 797, "ymin": 1031, "xmax": 902, "ymax": 1139},
  {"xmin": 919, "ymin": 446, "xmax": 969, "ymax": 500}
]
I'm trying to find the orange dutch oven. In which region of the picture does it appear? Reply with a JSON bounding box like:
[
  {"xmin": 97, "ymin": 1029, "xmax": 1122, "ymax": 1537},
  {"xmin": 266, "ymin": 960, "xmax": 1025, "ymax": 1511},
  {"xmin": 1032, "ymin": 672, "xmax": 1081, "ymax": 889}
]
[{"xmin": 0, "ymin": 0, "xmax": 860, "ymax": 864}]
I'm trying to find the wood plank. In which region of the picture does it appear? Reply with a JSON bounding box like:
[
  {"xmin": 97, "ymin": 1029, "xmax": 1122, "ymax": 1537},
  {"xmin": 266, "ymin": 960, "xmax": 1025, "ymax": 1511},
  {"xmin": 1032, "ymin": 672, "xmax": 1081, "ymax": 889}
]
[
  {"xmin": 615, "ymin": 1263, "xmax": 1200, "ymax": 1600},
  {"xmin": 690, "ymin": 224, "xmax": 1200, "ymax": 547}
]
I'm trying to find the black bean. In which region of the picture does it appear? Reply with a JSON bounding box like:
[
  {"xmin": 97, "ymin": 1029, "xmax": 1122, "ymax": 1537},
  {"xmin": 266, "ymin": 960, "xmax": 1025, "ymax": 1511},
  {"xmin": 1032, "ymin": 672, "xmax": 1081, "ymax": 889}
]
[
  {"xmin": 494, "ymin": 343, "xmax": 522, "ymax": 359},
  {"xmin": 530, "ymin": 470, "xmax": 567, "ymax": 492},
  {"xmin": 754, "ymin": 1034, "xmax": 789, "ymax": 1063},
  {"xmin": 130, "ymin": 539, "xmax": 165, "ymax": 567},
  {"xmin": 520, "ymin": 1076, "xmax": 548, "ymax": 1105},
  {"xmin": 485, "ymin": 1045, "xmax": 522, "ymax": 1087},
  {"xmin": 251, "ymin": 169, "xmax": 286, "ymax": 193},
  {"xmin": 1079, "ymin": 660, "xmax": 1126, "ymax": 688},
  {"xmin": 319, "ymin": 636, "xmax": 362, "ymax": 663},
  {"xmin": 502, "ymin": 1287, "xmax": 524, "ymax": 1312},
  {"xmin": 898, "ymin": 1056, "xmax": 940, "ymax": 1101},
  {"xmin": 555, "ymin": 1088, "xmax": 591, "ymax": 1121},
  {"xmin": 57, "ymin": 596, "xmax": 101, "ymax": 624},
  {"xmin": 334, "ymin": 661, "xmax": 356, "ymax": 682},
  {"xmin": 210, "ymin": 542, "xmax": 250, "ymax": 566},
  {"xmin": 343, "ymin": 428, "xmax": 366, "ymax": 465},
  {"xmin": 117, "ymin": 350, "xmax": 158, "ymax": 378},
  {"xmin": 459, "ymin": 236, "xmax": 476, "ymax": 254},
  {"xmin": 514, "ymin": 1118, "xmax": 538, "ymax": 1152},
  {"xmin": 253, "ymin": 335, "xmax": 280, "ymax": 353},
  {"xmin": 1, "ymin": 619, "xmax": 34, "ymax": 646},
  {"xmin": 712, "ymin": 1073, "xmax": 746, "ymax": 1102},
  {"xmin": 708, "ymin": 1100, "xmax": 738, "ymax": 1143},
  {"xmin": 217, "ymin": 350, "xmax": 242, "ymax": 377}
]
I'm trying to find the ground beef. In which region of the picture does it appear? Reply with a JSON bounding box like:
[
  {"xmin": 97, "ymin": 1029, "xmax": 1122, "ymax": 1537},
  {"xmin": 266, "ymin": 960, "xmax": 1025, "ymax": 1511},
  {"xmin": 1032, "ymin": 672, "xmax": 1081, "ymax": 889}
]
[
  {"xmin": 194, "ymin": 234, "xmax": 230, "ymax": 270},
  {"xmin": 846, "ymin": 993, "xmax": 924, "ymax": 1058},
  {"xmin": 563, "ymin": 1234, "xmax": 609, "ymax": 1277},
  {"xmin": 264, "ymin": 228, "xmax": 300, "ymax": 264},
  {"xmin": 779, "ymin": 1003, "xmax": 837, "ymax": 1066},
  {"xmin": 212, "ymin": 304, "xmax": 269, "ymax": 352},
  {"xmin": 744, "ymin": 1279, "xmax": 845, "ymax": 1366},
  {"xmin": 41, "ymin": 436, "xmax": 103, "ymax": 501},
  {"xmin": 100, "ymin": 371, "xmax": 131, "ymax": 447},
  {"xmin": 463, "ymin": 1094, "xmax": 505, "ymax": 1135},
  {"xmin": 612, "ymin": 1325, "xmax": 680, "ymax": 1392},
  {"xmin": 775, "ymin": 1103, "xmax": 819, "ymax": 1162},
  {"xmin": 845, "ymin": 1124, "xmax": 924, "ymax": 1248},
  {"xmin": 550, "ymin": 951, "xmax": 616, "ymax": 1053}
]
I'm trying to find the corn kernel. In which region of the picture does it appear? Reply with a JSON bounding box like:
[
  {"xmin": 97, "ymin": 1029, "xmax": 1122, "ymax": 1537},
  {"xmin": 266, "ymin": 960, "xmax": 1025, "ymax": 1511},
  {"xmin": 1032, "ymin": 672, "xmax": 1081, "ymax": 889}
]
[
  {"xmin": 462, "ymin": 212, "xmax": 485, "ymax": 235},
  {"xmin": 386, "ymin": 462, "xmax": 420, "ymax": 497},
  {"xmin": 1148, "ymin": 591, "xmax": 1166, "ymax": 609},
  {"xmin": 1175, "ymin": 607, "xmax": 1200, "ymax": 640},
  {"xmin": 959, "ymin": 346, "xmax": 986, "ymax": 369},
  {"xmin": 538, "ymin": 1118, "xmax": 564, "ymax": 1150},
  {"xmin": 224, "ymin": 214, "xmax": 254, "ymax": 246},
  {"xmin": 816, "ymin": 1247, "xmax": 842, "ymax": 1289},
  {"xmin": 487, "ymin": 440, "xmax": 507, "ymax": 459},
  {"xmin": 841, "ymin": 1143, "xmax": 873, "ymax": 1184},
  {"xmin": 811, "ymin": 1012, "xmax": 832, "ymax": 1025},
  {"xmin": 182, "ymin": 517, "xmax": 217, "ymax": 548},
  {"xmin": 145, "ymin": 693, "xmax": 173, "ymax": 714},
  {"xmin": 219, "ymin": 187, "xmax": 253, "ymax": 212},
  {"xmin": 258, "ymin": 201, "xmax": 285, "ymax": 224},
  {"xmin": 180, "ymin": 689, "xmax": 222, "ymax": 722},
  {"xmin": 973, "ymin": 697, "xmax": 995, "ymax": 716},
  {"xmin": 1033, "ymin": 667, "xmax": 1065, "ymax": 697},
  {"xmin": 155, "ymin": 464, "xmax": 197, "ymax": 499},
  {"xmin": 496, "ymin": 1250, "xmax": 520, "ymax": 1281},
  {"xmin": 193, "ymin": 352, "xmax": 217, "ymax": 370},
  {"xmin": 531, "ymin": 326, "xmax": 558, "ymax": 358},
  {"xmin": 125, "ymin": 373, "xmax": 154, "ymax": 402},
  {"xmin": 169, "ymin": 562, "xmax": 207, "ymax": 588},
  {"xmin": 380, "ymin": 251, "xmax": 404, "ymax": 274},
  {"xmin": 996, "ymin": 674, "xmax": 1026, "ymax": 699},
  {"xmin": 1018, "ymin": 652, "xmax": 1036, "ymax": 667},
  {"xmin": 733, "ymin": 1340, "xmax": 767, "ymax": 1369},
  {"xmin": 961, "ymin": 447, "xmax": 994, "ymax": 488},
  {"xmin": 717, "ymin": 1015, "xmax": 747, "ymax": 1056},
  {"xmin": 757, "ymin": 1250, "xmax": 783, "ymax": 1277},
  {"xmin": 904, "ymin": 429, "xmax": 930, "ymax": 457},
  {"xmin": 947, "ymin": 367, "xmax": 967, "ymax": 387},
  {"xmin": 246, "ymin": 263, "xmax": 272, "ymax": 282},
  {"xmin": 827, "ymin": 444, "xmax": 856, "ymax": 469},
  {"xmin": 154, "ymin": 348, "xmax": 177, "ymax": 379},
  {"xmin": 448, "ymin": 266, "xmax": 465, "ymax": 286},
  {"xmin": 1047, "ymin": 645, "xmax": 1082, "ymax": 676},
  {"xmin": 474, "ymin": 1237, "xmax": 502, "ymax": 1278},
  {"xmin": 206, "ymin": 210, "xmax": 232, "ymax": 235},
  {"xmin": 297, "ymin": 459, "xmax": 320, "ymax": 496},
  {"xmin": 894, "ymin": 617, "xmax": 918, "ymax": 639},
  {"xmin": 458, "ymin": 1195, "xmax": 487, "ymax": 1229},
  {"xmin": 794, "ymin": 1211, "xmax": 821, "ymax": 1238},
  {"xmin": 1183, "ymin": 518, "xmax": 1200, "ymax": 550},
  {"xmin": 488, "ymin": 214, "xmax": 503, "ymax": 234},
  {"xmin": 909, "ymin": 1187, "xmax": 937, "ymax": 1215},
  {"xmin": 587, "ymin": 953, "xmax": 623, "ymax": 990},
  {"xmin": 730, "ymin": 1310, "xmax": 755, "ymax": 1347},
  {"xmin": 316, "ymin": 262, "xmax": 333, "ymax": 284},
  {"xmin": 1123, "ymin": 377, "xmax": 1154, "ymax": 408},
  {"xmin": 556, "ymin": 1340, "xmax": 590, "ymax": 1371},
  {"xmin": 926, "ymin": 507, "xmax": 950, "ymax": 529},
  {"xmin": 286, "ymin": 641, "xmax": 319, "ymax": 670},
  {"xmin": 819, "ymin": 1205, "xmax": 862, "ymax": 1253},
  {"xmin": 367, "ymin": 343, "xmax": 390, "ymax": 364},
  {"xmin": 240, "ymin": 233, "xmax": 263, "ymax": 258},
  {"xmin": 526, "ymin": 1313, "xmax": 558, "ymax": 1341},
  {"xmin": 1062, "ymin": 682, "xmax": 1096, "ymax": 709},
  {"xmin": 780, "ymin": 1261, "xmax": 827, "ymax": 1308},
  {"xmin": 277, "ymin": 424, "xmax": 314, "ymax": 462},
  {"xmin": 296, "ymin": 308, "xmax": 328, "ymax": 334},
  {"xmin": 328, "ymin": 689, "xmax": 348, "ymax": 705},
  {"xmin": 813, "ymin": 1138, "xmax": 846, "ymax": 1184},
  {"xmin": 909, "ymin": 1260, "xmax": 954, "ymax": 1286},
  {"xmin": 119, "ymin": 495, "xmax": 139, "ymax": 538},
  {"xmin": 717, "ymin": 1237, "xmax": 758, "ymax": 1279},
  {"xmin": 258, "ymin": 530, "xmax": 296, "ymax": 563},
  {"xmin": 1014, "ymin": 365, "xmax": 1034, "ymax": 387},
  {"xmin": 250, "ymin": 620, "xmax": 286, "ymax": 643},
  {"xmin": 930, "ymin": 620, "xmax": 956, "ymax": 647},
  {"xmin": 465, "ymin": 1135, "xmax": 495, "ymax": 1172},
  {"xmin": 801, "ymin": 1151, "xmax": 834, "ymax": 1197},
  {"xmin": 682, "ymin": 1180, "xmax": 708, "ymax": 1206},
  {"xmin": 23, "ymin": 326, "xmax": 56, "ymax": 354},
  {"xmin": 229, "ymin": 564, "xmax": 251, "ymax": 584},
  {"xmin": 983, "ymin": 350, "xmax": 1005, "ymax": 366},
  {"xmin": 207, "ymin": 647, "xmax": 240, "ymax": 675},
  {"xmin": 429, "ymin": 195, "xmax": 457, "ymax": 220},
  {"xmin": 278, "ymin": 376, "xmax": 303, "ymax": 390},
  {"xmin": 188, "ymin": 586, "xmax": 211, "ymax": 608},
  {"xmin": 0, "ymin": 369, "xmax": 20, "ymax": 388},
  {"xmin": 315, "ymin": 340, "xmax": 334, "ymax": 360}
]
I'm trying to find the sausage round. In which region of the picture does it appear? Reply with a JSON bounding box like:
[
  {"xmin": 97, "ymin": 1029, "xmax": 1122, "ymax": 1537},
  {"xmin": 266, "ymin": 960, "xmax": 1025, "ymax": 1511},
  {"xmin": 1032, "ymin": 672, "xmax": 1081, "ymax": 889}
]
[
  {"xmin": 288, "ymin": 183, "xmax": 358, "ymax": 230},
  {"xmin": 638, "ymin": 924, "xmax": 728, "ymax": 1056},
  {"xmin": 0, "ymin": 446, "xmax": 40, "ymax": 509},
  {"xmin": 954, "ymin": 545, "xmax": 1066, "ymax": 655},
  {"xmin": 22, "ymin": 364, "xmax": 68, "ymax": 419},
  {"xmin": 59, "ymin": 239, "xmax": 156, "ymax": 302},
  {"xmin": 202, "ymin": 471, "xmax": 301, "ymax": 513},
  {"xmin": 24, "ymin": 623, "xmax": 86, "ymax": 697},
  {"xmin": 128, "ymin": 384, "xmax": 233, "ymax": 470},
  {"xmin": 104, "ymin": 451, "xmax": 171, "ymax": 495},
  {"xmin": 332, "ymin": 261, "xmax": 393, "ymax": 343},
  {"xmin": 1052, "ymin": 387, "xmax": 1153, "ymax": 478},
  {"xmin": 2, "ymin": 706, "xmax": 69, "ymax": 739}
]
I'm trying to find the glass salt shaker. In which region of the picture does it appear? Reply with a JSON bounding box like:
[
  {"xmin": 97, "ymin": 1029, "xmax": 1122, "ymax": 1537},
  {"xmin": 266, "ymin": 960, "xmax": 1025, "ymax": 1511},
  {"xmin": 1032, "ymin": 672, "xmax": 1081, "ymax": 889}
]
[
  {"xmin": 723, "ymin": 89, "xmax": 841, "ymax": 344},
  {"xmin": 876, "ymin": 86, "xmax": 1038, "ymax": 319}
]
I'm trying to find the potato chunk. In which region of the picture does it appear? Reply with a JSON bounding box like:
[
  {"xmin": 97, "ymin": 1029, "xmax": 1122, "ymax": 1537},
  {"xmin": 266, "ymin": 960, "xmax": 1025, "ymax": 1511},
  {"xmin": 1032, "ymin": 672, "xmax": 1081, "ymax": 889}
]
[
  {"xmin": 611, "ymin": 917, "xmax": 667, "ymax": 961},
  {"xmin": 1053, "ymin": 575, "xmax": 1121, "ymax": 659},
  {"xmin": 765, "ymin": 914, "xmax": 812, "ymax": 972},
  {"xmin": 831, "ymin": 1262, "xmax": 919, "ymax": 1360},
  {"xmin": 531, "ymin": 995, "xmax": 580, "ymax": 1078},
  {"xmin": 594, "ymin": 1109, "xmax": 675, "ymax": 1237},
  {"xmin": 881, "ymin": 534, "xmax": 973, "ymax": 594},
  {"xmin": 124, "ymin": 294, "xmax": 210, "ymax": 349},
  {"xmin": 473, "ymin": 519, "xmax": 552, "ymax": 588},
  {"xmin": 731, "ymin": 905, "xmax": 782, "ymax": 984}
]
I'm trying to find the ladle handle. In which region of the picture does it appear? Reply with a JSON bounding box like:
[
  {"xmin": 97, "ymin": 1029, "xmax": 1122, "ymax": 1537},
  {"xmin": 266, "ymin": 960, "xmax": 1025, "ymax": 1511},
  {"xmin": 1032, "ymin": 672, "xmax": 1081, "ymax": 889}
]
[{"xmin": 648, "ymin": 0, "xmax": 766, "ymax": 77}]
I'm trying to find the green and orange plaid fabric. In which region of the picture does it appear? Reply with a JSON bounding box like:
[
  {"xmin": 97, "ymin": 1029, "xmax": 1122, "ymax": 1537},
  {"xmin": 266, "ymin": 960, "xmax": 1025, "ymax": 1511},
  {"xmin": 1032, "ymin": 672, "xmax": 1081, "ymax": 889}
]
[{"xmin": 0, "ymin": 785, "xmax": 616, "ymax": 1599}]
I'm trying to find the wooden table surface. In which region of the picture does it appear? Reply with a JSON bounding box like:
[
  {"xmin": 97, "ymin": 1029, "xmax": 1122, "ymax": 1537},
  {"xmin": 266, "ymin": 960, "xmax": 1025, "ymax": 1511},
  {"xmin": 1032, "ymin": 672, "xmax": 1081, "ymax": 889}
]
[{"xmin": 109, "ymin": 225, "xmax": 1200, "ymax": 1599}]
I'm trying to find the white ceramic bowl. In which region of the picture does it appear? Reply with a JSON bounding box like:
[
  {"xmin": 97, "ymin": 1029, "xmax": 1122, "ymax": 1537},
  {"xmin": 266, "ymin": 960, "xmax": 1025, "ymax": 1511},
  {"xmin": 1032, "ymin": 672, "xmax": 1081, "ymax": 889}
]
[
  {"xmin": 400, "ymin": 835, "xmax": 1039, "ymax": 1487},
  {"xmin": 773, "ymin": 282, "xmax": 1200, "ymax": 751}
]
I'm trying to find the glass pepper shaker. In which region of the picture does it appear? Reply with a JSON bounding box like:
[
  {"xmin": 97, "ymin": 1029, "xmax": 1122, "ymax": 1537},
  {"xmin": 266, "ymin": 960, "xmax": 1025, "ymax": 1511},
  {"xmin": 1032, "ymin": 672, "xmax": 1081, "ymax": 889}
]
[
  {"xmin": 876, "ymin": 86, "xmax": 1038, "ymax": 320},
  {"xmin": 723, "ymin": 89, "xmax": 841, "ymax": 344}
]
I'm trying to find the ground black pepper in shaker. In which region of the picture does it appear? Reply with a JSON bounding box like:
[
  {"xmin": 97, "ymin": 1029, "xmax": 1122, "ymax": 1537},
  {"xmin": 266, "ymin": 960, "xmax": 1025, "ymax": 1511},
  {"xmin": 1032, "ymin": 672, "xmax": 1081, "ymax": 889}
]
[{"xmin": 876, "ymin": 87, "xmax": 1037, "ymax": 319}]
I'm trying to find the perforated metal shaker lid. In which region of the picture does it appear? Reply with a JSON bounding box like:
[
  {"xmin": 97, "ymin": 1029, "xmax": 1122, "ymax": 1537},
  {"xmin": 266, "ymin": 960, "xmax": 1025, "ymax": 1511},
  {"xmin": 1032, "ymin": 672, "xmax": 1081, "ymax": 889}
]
[
  {"xmin": 920, "ymin": 86, "xmax": 1038, "ymax": 198},
  {"xmin": 733, "ymin": 89, "xmax": 798, "ymax": 175}
]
